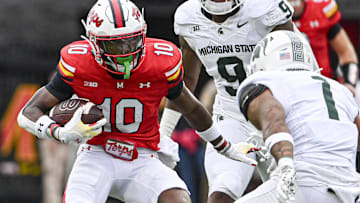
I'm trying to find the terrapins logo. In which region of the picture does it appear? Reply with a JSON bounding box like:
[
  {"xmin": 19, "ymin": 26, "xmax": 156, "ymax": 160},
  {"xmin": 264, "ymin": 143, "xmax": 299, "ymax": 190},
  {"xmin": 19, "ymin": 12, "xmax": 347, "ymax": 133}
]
[
  {"xmin": 88, "ymin": 10, "xmax": 104, "ymax": 27},
  {"xmin": 132, "ymin": 7, "xmax": 141, "ymax": 22}
]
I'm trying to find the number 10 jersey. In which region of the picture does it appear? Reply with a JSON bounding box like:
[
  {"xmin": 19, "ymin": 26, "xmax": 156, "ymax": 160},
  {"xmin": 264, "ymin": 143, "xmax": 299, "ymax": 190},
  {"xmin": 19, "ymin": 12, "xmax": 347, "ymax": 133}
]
[{"xmin": 54, "ymin": 38, "xmax": 184, "ymax": 150}]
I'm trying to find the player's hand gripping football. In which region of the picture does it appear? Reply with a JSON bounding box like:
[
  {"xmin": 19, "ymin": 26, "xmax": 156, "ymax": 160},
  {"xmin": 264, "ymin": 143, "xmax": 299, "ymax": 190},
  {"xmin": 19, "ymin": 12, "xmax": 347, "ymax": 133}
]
[
  {"xmin": 218, "ymin": 140, "xmax": 260, "ymax": 166},
  {"xmin": 52, "ymin": 105, "xmax": 107, "ymax": 144},
  {"xmin": 276, "ymin": 157, "xmax": 296, "ymax": 203},
  {"xmin": 158, "ymin": 135, "xmax": 180, "ymax": 169}
]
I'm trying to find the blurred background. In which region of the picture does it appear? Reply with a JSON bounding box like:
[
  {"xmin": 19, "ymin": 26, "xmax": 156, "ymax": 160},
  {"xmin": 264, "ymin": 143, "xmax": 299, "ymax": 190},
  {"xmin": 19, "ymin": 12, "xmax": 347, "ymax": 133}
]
[{"xmin": 0, "ymin": 0, "xmax": 359, "ymax": 203}]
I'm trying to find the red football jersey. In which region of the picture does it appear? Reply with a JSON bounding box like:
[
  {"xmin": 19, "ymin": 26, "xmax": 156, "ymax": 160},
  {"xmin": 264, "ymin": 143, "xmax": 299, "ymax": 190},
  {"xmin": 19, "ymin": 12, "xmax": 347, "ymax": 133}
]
[
  {"xmin": 293, "ymin": 0, "xmax": 341, "ymax": 79},
  {"xmin": 56, "ymin": 38, "xmax": 184, "ymax": 150}
]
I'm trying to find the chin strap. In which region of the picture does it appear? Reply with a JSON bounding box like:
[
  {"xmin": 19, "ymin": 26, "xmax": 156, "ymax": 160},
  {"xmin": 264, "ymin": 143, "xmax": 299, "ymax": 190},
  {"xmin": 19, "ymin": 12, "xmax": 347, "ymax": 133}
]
[
  {"xmin": 124, "ymin": 60, "xmax": 130, "ymax": 79},
  {"xmin": 116, "ymin": 55, "xmax": 133, "ymax": 79}
]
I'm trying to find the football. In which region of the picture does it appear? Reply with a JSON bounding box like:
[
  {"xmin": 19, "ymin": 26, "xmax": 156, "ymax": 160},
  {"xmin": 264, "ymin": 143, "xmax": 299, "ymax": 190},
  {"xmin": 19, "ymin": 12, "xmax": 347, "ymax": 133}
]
[{"xmin": 49, "ymin": 99, "xmax": 104, "ymax": 126}]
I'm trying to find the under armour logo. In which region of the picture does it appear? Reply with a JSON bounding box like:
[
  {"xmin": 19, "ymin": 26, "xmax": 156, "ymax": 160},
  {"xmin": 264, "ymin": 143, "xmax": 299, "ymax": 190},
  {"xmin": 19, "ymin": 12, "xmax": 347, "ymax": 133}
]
[
  {"xmin": 37, "ymin": 123, "xmax": 44, "ymax": 132},
  {"xmin": 139, "ymin": 82, "xmax": 151, "ymax": 88},
  {"xmin": 310, "ymin": 20, "xmax": 319, "ymax": 28}
]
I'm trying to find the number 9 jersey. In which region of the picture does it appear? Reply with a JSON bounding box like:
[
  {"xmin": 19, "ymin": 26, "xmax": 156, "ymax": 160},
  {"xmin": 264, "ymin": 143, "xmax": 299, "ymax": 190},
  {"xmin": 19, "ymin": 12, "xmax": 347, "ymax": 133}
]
[
  {"xmin": 174, "ymin": 0, "xmax": 293, "ymax": 121},
  {"xmin": 50, "ymin": 38, "xmax": 184, "ymax": 150}
]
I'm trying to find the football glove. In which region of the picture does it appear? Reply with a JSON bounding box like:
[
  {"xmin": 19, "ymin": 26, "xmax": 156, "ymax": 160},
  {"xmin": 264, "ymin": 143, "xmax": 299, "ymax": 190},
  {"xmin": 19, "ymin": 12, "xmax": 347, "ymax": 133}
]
[
  {"xmin": 158, "ymin": 135, "xmax": 180, "ymax": 169},
  {"xmin": 217, "ymin": 140, "xmax": 259, "ymax": 166},
  {"xmin": 246, "ymin": 131, "xmax": 270, "ymax": 162},
  {"xmin": 276, "ymin": 157, "xmax": 296, "ymax": 203},
  {"xmin": 51, "ymin": 106, "xmax": 106, "ymax": 144}
]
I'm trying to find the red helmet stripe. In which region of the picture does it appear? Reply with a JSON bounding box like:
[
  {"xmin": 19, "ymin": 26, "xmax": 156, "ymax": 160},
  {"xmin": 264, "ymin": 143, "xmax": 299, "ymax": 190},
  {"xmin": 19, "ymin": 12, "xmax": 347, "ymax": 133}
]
[{"xmin": 109, "ymin": 0, "xmax": 125, "ymax": 28}]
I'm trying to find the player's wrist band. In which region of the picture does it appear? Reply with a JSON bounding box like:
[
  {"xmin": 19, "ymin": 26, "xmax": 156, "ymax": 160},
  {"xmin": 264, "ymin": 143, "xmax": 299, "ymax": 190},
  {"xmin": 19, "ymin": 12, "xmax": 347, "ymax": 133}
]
[
  {"xmin": 34, "ymin": 115, "xmax": 55, "ymax": 139},
  {"xmin": 196, "ymin": 122, "xmax": 221, "ymax": 142},
  {"xmin": 340, "ymin": 63, "xmax": 358, "ymax": 87},
  {"xmin": 265, "ymin": 132, "xmax": 294, "ymax": 151},
  {"xmin": 159, "ymin": 108, "xmax": 182, "ymax": 138},
  {"xmin": 49, "ymin": 123, "xmax": 61, "ymax": 141},
  {"xmin": 278, "ymin": 156, "xmax": 294, "ymax": 167},
  {"xmin": 213, "ymin": 136, "xmax": 231, "ymax": 153}
]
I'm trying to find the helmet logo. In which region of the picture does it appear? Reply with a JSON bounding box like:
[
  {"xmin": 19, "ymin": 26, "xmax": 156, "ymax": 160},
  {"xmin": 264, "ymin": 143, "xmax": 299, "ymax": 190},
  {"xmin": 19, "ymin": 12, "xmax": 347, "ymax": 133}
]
[
  {"xmin": 89, "ymin": 10, "xmax": 104, "ymax": 27},
  {"xmin": 132, "ymin": 7, "xmax": 141, "ymax": 22}
]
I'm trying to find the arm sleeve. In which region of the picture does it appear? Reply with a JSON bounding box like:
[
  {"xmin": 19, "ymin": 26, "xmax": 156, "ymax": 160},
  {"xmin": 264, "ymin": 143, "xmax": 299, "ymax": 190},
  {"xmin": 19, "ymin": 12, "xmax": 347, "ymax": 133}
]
[
  {"xmin": 45, "ymin": 72, "xmax": 74, "ymax": 101},
  {"xmin": 238, "ymin": 84, "xmax": 268, "ymax": 120},
  {"xmin": 166, "ymin": 81, "xmax": 184, "ymax": 100},
  {"xmin": 327, "ymin": 23, "xmax": 341, "ymax": 40}
]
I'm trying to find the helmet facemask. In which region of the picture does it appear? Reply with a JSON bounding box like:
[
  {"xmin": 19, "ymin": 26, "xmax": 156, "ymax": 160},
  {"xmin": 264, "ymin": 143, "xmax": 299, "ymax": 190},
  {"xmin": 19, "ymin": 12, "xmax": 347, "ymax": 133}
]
[{"xmin": 93, "ymin": 31, "xmax": 144, "ymax": 79}]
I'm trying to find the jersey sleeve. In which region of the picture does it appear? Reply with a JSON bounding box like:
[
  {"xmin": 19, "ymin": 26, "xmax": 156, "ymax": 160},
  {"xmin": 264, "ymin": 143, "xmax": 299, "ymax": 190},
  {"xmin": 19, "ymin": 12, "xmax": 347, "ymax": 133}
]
[
  {"xmin": 321, "ymin": 0, "xmax": 341, "ymax": 26},
  {"xmin": 251, "ymin": 0, "xmax": 293, "ymax": 27},
  {"xmin": 238, "ymin": 72, "xmax": 291, "ymax": 113},
  {"xmin": 165, "ymin": 59, "xmax": 184, "ymax": 100},
  {"xmin": 174, "ymin": 0, "xmax": 201, "ymax": 38},
  {"xmin": 342, "ymin": 85, "xmax": 360, "ymax": 121},
  {"xmin": 57, "ymin": 51, "xmax": 76, "ymax": 84},
  {"xmin": 45, "ymin": 72, "xmax": 74, "ymax": 100}
]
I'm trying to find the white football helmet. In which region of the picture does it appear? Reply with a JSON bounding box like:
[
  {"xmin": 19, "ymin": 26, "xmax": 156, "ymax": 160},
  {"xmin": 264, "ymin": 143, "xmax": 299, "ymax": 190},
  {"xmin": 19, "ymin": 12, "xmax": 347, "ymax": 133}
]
[
  {"xmin": 82, "ymin": 0, "xmax": 147, "ymax": 79},
  {"xmin": 200, "ymin": 0, "xmax": 243, "ymax": 15},
  {"xmin": 247, "ymin": 30, "xmax": 320, "ymax": 76}
]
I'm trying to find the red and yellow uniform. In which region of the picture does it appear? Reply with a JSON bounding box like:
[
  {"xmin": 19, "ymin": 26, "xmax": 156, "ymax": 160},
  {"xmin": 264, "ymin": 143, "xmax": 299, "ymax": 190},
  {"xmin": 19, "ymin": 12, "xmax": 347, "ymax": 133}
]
[
  {"xmin": 54, "ymin": 38, "xmax": 183, "ymax": 150},
  {"xmin": 293, "ymin": 0, "xmax": 341, "ymax": 78}
]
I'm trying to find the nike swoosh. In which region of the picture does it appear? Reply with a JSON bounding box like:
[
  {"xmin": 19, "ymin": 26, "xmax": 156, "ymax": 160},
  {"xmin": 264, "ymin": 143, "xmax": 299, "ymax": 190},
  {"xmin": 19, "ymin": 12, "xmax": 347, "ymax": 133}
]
[{"xmin": 237, "ymin": 21, "xmax": 248, "ymax": 28}]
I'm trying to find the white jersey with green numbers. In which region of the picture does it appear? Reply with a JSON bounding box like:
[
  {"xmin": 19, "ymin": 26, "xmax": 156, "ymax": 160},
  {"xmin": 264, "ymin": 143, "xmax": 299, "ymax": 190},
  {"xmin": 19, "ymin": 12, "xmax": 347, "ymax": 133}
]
[
  {"xmin": 174, "ymin": 0, "xmax": 293, "ymax": 120},
  {"xmin": 238, "ymin": 71, "xmax": 359, "ymax": 168}
]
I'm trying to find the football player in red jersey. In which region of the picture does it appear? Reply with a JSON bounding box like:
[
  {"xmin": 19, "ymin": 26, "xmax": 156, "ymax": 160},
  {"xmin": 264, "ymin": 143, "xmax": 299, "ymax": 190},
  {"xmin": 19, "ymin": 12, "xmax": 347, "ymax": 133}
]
[
  {"xmin": 16, "ymin": 0, "xmax": 260, "ymax": 202},
  {"xmin": 289, "ymin": 0, "xmax": 359, "ymax": 95}
]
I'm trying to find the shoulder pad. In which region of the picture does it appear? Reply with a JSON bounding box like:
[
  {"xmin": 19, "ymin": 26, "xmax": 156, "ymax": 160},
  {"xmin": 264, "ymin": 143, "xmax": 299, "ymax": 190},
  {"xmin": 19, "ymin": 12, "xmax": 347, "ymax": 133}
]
[
  {"xmin": 145, "ymin": 37, "xmax": 183, "ymax": 77},
  {"xmin": 259, "ymin": 0, "xmax": 293, "ymax": 26},
  {"xmin": 238, "ymin": 83, "xmax": 268, "ymax": 120},
  {"xmin": 174, "ymin": 0, "xmax": 201, "ymax": 25},
  {"xmin": 58, "ymin": 41, "xmax": 92, "ymax": 81},
  {"xmin": 174, "ymin": 0, "xmax": 206, "ymax": 37},
  {"xmin": 244, "ymin": 0, "xmax": 279, "ymax": 18}
]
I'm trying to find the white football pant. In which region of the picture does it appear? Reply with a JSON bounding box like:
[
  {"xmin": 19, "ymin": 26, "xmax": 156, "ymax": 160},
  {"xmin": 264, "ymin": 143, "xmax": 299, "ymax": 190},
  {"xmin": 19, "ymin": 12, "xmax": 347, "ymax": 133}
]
[
  {"xmin": 205, "ymin": 114, "xmax": 259, "ymax": 200},
  {"xmin": 63, "ymin": 144, "xmax": 188, "ymax": 203}
]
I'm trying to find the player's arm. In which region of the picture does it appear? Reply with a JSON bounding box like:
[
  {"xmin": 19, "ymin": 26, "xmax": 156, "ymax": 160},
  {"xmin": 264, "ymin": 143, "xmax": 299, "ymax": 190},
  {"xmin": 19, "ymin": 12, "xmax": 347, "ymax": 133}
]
[
  {"xmin": 239, "ymin": 85, "xmax": 293, "ymax": 160},
  {"xmin": 169, "ymin": 84, "xmax": 258, "ymax": 166},
  {"xmin": 17, "ymin": 73, "xmax": 105, "ymax": 143},
  {"xmin": 159, "ymin": 36, "xmax": 203, "ymax": 138},
  {"xmin": 17, "ymin": 72, "xmax": 71, "ymax": 135},
  {"xmin": 330, "ymin": 25, "xmax": 359, "ymax": 92},
  {"xmin": 177, "ymin": 36, "xmax": 203, "ymax": 92},
  {"xmin": 238, "ymin": 84, "xmax": 296, "ymax": 201}
]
